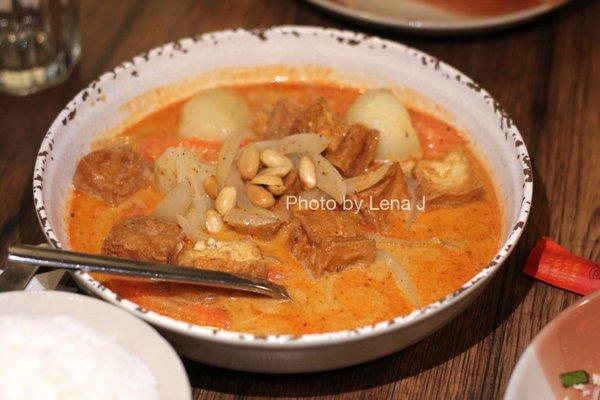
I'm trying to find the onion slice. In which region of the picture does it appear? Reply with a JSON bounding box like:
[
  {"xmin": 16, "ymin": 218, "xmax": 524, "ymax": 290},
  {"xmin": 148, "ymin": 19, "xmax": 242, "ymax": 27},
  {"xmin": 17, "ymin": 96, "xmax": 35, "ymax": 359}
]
[
  {"xmin": 298, "ymin": 188, "xmax": 333, "ymax": 202},
  {"xmin": 252, "ymin": 139, "xmax": 277, "ymax": 153},
  {"xmin": 153, "ymin": 145, "xmax": 214, "ymax": 230},
  {"xmin": 154, "ymin": 147, "xmax": 202, "ymax": 193},
  {"xmin": 345, "ymin": 163, "xmax": 390, "ymax": 195},
  {"xmin": 376, "ymin": 250, "xmax": 420, "ymax": 308},
  {"xmin": 184, "ymin": 200, "xmax": 210, "ymax": 232},
  {"xmin": 226, "ymin": 164, "xmax": 276, "ymax": 218},
  {"xmin": 276, "ymin": 134, "xmax": 330, "ymax": 154},
  {"xmin": 176, "ymin": 214, "xmax": 209, "ymax": 241},
  {"xmin": 368, "ymin": 234, "xmax": 461, "ymax": 250},
  {"xmin": 188, "ymin": 162, "xmax": 214, "ymax": 230},
  {"xmin": 307, "ymin": 152, "xmax": 346, "ymax": 203},
  {"xmin": 253, "ymin": 134, "xmax": 330, "ymax": 155},
  {"xmin": 216, "ymin": 131, "xmax": 246, "ymax": 190},
  {"xmin": 153, "ymin": 181, "xmax": 193, "ymax": 223}
]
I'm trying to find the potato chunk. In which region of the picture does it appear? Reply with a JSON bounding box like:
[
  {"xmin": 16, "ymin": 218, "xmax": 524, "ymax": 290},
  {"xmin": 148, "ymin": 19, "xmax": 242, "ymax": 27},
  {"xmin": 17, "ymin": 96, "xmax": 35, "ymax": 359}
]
[
  {"xmin": 179, "ymin": 88, "xmax": 252, "ymax": 140},
  {"xmin": 346, "ymin": 89, "xmax": 422, "ymax": 161},
  {"xmin": 413, "ymin": 150, "xmax": 484, "ymax": 206}
]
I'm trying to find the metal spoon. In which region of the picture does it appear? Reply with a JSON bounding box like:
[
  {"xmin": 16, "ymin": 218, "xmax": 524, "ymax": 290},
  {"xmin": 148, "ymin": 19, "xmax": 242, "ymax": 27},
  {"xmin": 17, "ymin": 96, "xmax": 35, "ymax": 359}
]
[
  {"xmin": 7, "ymin": 244, "xmax": 290, "ymax": 300},
  {"xmin": 0, "ymin": 260, "xmax": 39, "ymax": 292}
]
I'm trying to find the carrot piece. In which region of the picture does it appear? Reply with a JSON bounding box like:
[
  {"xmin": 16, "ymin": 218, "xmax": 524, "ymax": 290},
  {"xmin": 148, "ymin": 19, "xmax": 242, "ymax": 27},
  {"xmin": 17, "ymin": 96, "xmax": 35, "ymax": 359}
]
[
  {"xmin": 180, "ymin": 137, "xmax": 222, "ymax": 163},
  {"xmin": 187, "ymin": 304, "xmax": 231, "ymax": 329},
  {"xmin": 103, "ymin": 278, "xmax": 170, "ymax": 298},
  {"xmin": 104, "ymin": 278, "xmax": 231, "ymax": 329},
  {"xmin": 409, "ymin": 110, "xmax": 467, "ymax": 158},
  {"xmin": 523, "ymin": 237, "xmax": 600, "ymax": 295},
  {"xmin": 133, "ymin": 136, "xmax": 179, "ymax": 159},
  {"xmin": 134, "ymin": 135, "xmax": 223, "ymax": 162}
]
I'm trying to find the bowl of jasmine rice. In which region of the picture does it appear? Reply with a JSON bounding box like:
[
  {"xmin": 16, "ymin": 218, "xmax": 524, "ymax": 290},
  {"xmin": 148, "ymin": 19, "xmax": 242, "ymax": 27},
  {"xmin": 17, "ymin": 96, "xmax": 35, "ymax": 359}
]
[{"xmin": 0, "ymin": 291, "xmax": 190, "ymax": 400}]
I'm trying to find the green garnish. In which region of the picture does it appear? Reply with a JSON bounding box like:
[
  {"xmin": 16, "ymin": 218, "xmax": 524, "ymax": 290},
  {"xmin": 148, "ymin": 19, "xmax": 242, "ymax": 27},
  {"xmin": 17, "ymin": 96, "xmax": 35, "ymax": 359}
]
[{"xmin": 559, "ymin": 370, "xmax": 589, "ymax": 388}]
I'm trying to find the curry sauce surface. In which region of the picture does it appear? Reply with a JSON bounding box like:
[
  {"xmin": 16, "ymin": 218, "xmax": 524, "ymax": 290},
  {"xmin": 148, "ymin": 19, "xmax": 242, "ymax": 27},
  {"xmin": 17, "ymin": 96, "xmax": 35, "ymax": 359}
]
[{"xmin": 68, "ymin": 83, "xmax": 502, "ymax": 335}]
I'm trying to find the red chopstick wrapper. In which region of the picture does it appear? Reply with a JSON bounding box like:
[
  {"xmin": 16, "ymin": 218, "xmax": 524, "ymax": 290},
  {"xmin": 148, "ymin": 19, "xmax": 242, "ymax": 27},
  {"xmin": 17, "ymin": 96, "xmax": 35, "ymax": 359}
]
[{"xmin": 523, "ymin": 237, "xmax": 600, "ymax": 295}]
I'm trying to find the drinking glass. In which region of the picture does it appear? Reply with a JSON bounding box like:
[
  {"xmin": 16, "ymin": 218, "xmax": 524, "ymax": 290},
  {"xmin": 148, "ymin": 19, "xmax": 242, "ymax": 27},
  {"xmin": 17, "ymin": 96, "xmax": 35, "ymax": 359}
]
[{"xmin": 0, "ymin": 0, "xmax": 80, "ymax": 96}]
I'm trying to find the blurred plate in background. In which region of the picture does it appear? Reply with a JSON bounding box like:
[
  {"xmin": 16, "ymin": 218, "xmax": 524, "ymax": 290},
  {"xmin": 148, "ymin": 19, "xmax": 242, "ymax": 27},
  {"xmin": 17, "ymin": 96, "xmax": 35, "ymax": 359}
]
[
  {"xmin": 505, "ymin": 290, "xmax": 600, "ymax": 399},
  {"xmin": 305, "ymin": 0, "xmax": 571, "ymax": 35}
]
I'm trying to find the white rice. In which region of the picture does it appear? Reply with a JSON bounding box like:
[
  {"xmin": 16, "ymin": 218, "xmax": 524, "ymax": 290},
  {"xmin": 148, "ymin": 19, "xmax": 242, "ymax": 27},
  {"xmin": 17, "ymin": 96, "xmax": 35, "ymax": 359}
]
[{"xmin": 0, "ymin": 315, "xmax": 159, "ymax": 400}]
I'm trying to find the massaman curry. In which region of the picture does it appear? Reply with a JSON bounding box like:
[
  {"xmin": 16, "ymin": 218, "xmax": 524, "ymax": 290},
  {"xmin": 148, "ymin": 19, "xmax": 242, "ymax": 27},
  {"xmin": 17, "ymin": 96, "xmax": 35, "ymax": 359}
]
[{"xmin": 67, "ymin": 82, "xmax": 502, "ymax": 335}]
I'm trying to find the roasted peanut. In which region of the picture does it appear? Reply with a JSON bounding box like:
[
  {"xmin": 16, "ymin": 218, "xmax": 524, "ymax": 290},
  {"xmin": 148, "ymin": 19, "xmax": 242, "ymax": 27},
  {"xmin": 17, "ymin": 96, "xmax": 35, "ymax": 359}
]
[
  {"xmin": 259, "ymin": 166, "xmax": 291, "ymax": 177},
  {"xmin": 268, "ymin": 184, "xmax": 287, "ymax": 196},
  {"xmin": 250, "ymin": 174, "xmax": 284, "ymax": 187},
  {"xmin": 268, "ymin": 169, "xmax": 298, "ymax": 196},
  {"xmin": 298, "ymin": 156, "xmax": 316, "ymax": 189},
  {"xmin": 284, "ymin": 169, "xmax": 298, "ymax": 187},
  {"xmin": 260, "ymin": 148, "xmax": 293, "ymax": 169},
  {"xmin": 215, "ymin": 186, "xmax": 237, "ymax": 215},
  {"xmin": 203, "ymin": 175, "xmax": 218, "ymax": 199},
  {"xmin": 205, "ymin": 209, "xmax": 224, "ymax": 233},
  {"xmin": 246, "ymin": 183, "xmax": 275, "ymax": 209},
  {"xmin": 236, "ymin": 145, "xmax": 260, "ymax": 180}
]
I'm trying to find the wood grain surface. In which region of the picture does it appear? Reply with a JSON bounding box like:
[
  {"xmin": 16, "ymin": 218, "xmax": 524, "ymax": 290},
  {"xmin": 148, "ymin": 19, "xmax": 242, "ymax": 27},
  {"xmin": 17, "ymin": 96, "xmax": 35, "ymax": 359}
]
[{"xmin": 0, "ymin": 1, "xmax": 598, "ymax": 399}]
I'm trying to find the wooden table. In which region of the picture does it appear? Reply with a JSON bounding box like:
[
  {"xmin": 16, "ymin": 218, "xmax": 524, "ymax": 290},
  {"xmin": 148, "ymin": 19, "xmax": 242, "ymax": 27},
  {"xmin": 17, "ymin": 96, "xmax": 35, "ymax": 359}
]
[{"xmin": 0, "ymin": 0, "xmax": 597, "ymax": 398}]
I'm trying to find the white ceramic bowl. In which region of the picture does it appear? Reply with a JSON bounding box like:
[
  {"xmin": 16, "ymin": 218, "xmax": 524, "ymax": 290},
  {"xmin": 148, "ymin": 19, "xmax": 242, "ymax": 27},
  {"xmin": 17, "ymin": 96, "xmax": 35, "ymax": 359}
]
[
  {"xmin": 33, "ymin": 26, "xmax": 532, "ymax": 373},
  {"xmin": 0, "ymin": 291, "xmax": 191, "ymax": 399}
]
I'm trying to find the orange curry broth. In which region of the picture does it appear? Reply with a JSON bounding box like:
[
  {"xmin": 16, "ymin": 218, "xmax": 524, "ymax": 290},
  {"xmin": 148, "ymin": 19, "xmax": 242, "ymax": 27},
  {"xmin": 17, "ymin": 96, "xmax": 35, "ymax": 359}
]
[{"xmin": 67, "ymin": 82, "xmax": 502, "ymax": 335}]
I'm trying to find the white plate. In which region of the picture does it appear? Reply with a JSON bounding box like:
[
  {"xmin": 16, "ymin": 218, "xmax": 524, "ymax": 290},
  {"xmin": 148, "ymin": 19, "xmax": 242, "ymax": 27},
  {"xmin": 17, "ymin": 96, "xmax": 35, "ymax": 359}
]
[
  {"xmin": 306, "ymin": 0, "xmax": 570, "ymax": 35},
  {"xmin": 0, "ymin": 291, "xmax": 191, "ymax": 400},
  {"xmin": 505, "ymin": 290, "xmax": 600, "ymax": 399}
]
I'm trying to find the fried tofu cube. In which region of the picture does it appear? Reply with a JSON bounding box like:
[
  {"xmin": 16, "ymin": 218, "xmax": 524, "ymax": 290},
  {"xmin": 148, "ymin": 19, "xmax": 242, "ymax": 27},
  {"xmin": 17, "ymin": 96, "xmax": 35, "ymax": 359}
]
[
  {"xmin": 74, "ymin": 145, "xmax": 152, "ymax": 205},
  {"xmin": 177, "ymin": 238, "xmax": 270, "ymax": 280},
  {"xmin": 356, "ymin": 163, "xmax": 409, "ymax": 228},
  {"xmin": 413, "ymin": 150, "xmax": 484, "ymax": 206},
  {"xmin": 101, "ymin": 215, "xmax": 184, "ymax": 264},
  {"xmin": 291, "ymin": 98, "xmax": 347, "ymax": 150},
  {"xmin": 263, "ymin": 99, "xmax": 301, "ymax": 139},
  {"xmin": 326, "ymin": 123, "xmax": 379, "ymax": 177},
  {"xmin": 289, "ymin": 210, "xmax": 376, "ymax": 276}
]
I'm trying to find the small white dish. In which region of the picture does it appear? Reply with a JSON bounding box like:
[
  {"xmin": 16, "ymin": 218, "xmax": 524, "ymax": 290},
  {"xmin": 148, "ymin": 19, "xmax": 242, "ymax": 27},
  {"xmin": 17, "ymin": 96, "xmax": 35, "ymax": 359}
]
[
  {"xmin": 0, "ymin": 291, "xmax": 191, "ymax": 400},
  {"xmin": 505, "ymin": 290, "xmax": 600, "ymax": 399},
  {"xmin": 306, "ymin": 0, "xmax": 570, "ymax": 35}
]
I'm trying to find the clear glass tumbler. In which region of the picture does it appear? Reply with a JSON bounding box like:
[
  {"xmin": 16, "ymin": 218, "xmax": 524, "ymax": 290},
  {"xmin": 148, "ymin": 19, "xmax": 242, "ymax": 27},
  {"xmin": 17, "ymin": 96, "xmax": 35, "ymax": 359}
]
[{"xmin": 0, "ymin": 0, "xmax": 80, "ymax": 96}]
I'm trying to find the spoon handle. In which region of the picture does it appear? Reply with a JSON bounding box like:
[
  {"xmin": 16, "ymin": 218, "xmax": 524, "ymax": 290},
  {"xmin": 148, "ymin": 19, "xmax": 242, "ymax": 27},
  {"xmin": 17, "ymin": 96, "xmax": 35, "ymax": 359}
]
[
  {"xmin": 0, "ymin": 261, "xmax": 39, "ymax": 292},
  {"xmin": 7, "ymin": 244, "xmax": 290, "ymax": 300}
]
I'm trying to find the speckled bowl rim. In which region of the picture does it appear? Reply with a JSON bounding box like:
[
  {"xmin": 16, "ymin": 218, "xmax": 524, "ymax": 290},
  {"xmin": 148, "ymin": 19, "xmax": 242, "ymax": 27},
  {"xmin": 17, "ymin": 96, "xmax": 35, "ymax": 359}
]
[{"xmin": 33, "ymin": 26, "xmax": 532, "ymax": 348}]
